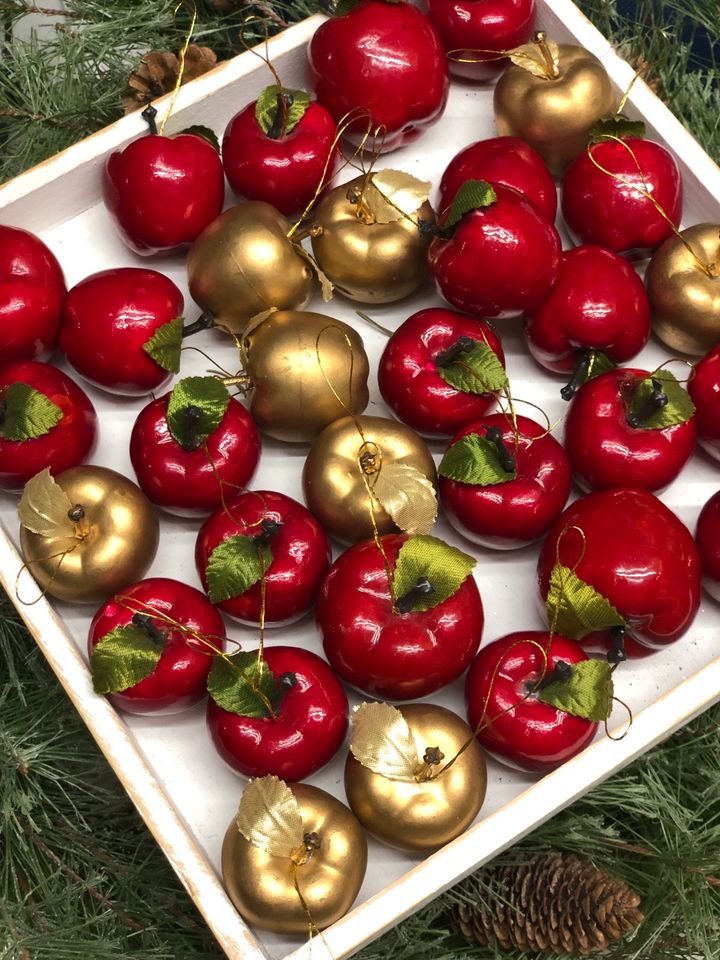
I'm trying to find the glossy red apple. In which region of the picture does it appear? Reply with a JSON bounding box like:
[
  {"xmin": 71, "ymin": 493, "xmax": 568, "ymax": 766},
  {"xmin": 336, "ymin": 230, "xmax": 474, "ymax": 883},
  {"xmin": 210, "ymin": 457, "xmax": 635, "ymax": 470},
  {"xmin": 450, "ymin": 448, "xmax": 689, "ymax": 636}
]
[
  {"xmin": 196, "ymin": 489, "xmax": 331, "ymax": 625},
  {"xmin": 207, "ymin": 645, "xmax": 348, "ymax": 781},
  {"xmin": 130, "ymin": 382, "xmax": 261, "ymax": 517},
  {"xmin": 465, "ymin": 631, "xmax": 598, "ymax": 772},
  {"xmin": 537, "ymin": 488, "xmax": 701, "ymax": 656},
  {"xmin": 696, "ymin": 491, "xmax": 720, "ymax": 603},
  {"xmin": 426, "ymin": 0, "xmax": 535, "ymax": 82},
  {"xmin": 378, "ymin": 308, "xmax": 505, "ymax": 437},
  {"xmin": 438, "ymin": 136, "xmax": 556, "ymax": 221},
  {"xmin": 60, "ymin": 267, "xmax": 184, "ymax": 396},
  {"xmin": 103, "ymin": 116, "xmax": 225, "ymax": 256},
  {"xmin": 88, "ymin": 577, "xmax": 226, "ymax": 715},
  {"xmin": 317, "ymin": 533, "xmax": 483, "ymax": 699},
  {"xmin": 564, "ymin": 368, "xmax": 696, "ymax": 492},
  {"xmin": 688, "ymin": 344, "xmax": 720, "ymax": 462},
  {"xmin": 0, "ymin": 360, "xmax": 98, "ymax": 492},
  {"xmin": 222, "ymin": 89, "xmax": 339, "ymax": 215},
  {"xmin": 308, "ymin": 0, "xmax": 449, "ymax": 151},
  {"xmin": 561, "ymin": 136, "xmax": 682, "ymax": 255},
  {"xmin": 525, "ymin": 245, "xmax": 650, "ymax": 382},
  {"xmin": 428, "ymin": 181, "xmax": 561, "ymax": 317},
  {"xmin": 0, "ymin": 225, "xmax": 66, "ymax": 364},
  {"xmin": 439, "ymin": 413, "xmax": 571, "ymax": 548}
]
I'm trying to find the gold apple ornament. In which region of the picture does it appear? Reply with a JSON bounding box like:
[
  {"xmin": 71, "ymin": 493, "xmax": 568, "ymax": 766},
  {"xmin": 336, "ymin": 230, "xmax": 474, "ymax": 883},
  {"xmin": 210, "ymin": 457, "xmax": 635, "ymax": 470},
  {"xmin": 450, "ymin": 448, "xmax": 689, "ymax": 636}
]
[
  {"xmin": 222, "ymin": 775, "xmax": 367, "ymax": 935},
  {"xmin": 310, "ymin": 170, "xmax": 435, "ymax": 303},
  {"xmin": 224, "ymin": 309, "xmax": 370, "ymax": 443},
  {"xmin": 303, "ymin": 414, "xmax": 438, "ymax": 543},
  {"xmin": 645, "ymin": 223, "xmax": 720, "ymax": 355},
  {"xmin": 344, "ymin": 702, "xmax": 487, "ymax": 853},
  {"xmin": 494, "ymin": 32, "xmax": 617, "ymax": 175},
  {"xmin": 18, "ymin": 466, "xmax": 159, "ymax": 604}
]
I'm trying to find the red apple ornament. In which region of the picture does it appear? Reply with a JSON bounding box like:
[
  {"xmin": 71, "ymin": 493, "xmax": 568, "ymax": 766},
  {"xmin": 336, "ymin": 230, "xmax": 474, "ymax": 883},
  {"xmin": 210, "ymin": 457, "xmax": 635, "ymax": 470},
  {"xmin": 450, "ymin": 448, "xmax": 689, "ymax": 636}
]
[
  {"xmin": 564, "ymin": 368, "xmax": 696, "ymax": 492},
  {"xmin": 378, "ymin": 308, "xmax": 506, "ymax": 437},
  {"xmin": 308, "ymin": 0, "xmax": 449, "ymax": 151},
  {"xmin": 525, "ymin": 245, "xmax": 650, "ymax": 385},
  {"xmin": 222, "ymin": 85, "xmax": 339, "ymax": 215},
  {"xmin": 207, "ymin": 645, "xmax": 348, "ymax": 781},
  {"xmin": 317, "ymin": 533, "xmax": 483, "ymax": 700},
  {"xmin": 427, "ymin": 0, "xmax": 535, "ymax": 82},
  {"xmin": 130, "ymin": 376, "xmax": 261, "ymax": 517},
  {"xmin": 465, "ymin": 631, "xmax": 599, "ymax": 772},
  {"xmin": 0, "ymin": 225, "xmax": 66, "ymax": 364},
  {"xmin": 561, "ymin": 125, "xmax": 682, "ymax": 256},
  {"xmin": 438, "ymin": 136, "xmax": 556, "ymax": 222},
  {"xmin": 60, "ymin": 267, "xmax": 187, "ymax": 396},
  {"xmin": 103, "ymin": 107, "xmax": 225, "ymax": 256},
  {"xmin": 439, "ymin": 413, "xmax": 571, "ymax": 548},
  {"xmin": 688, "ymin": 344, "xmax": 720, "ymax": 463},
  {"xmin": 0, "ymin": 361, "xmax": 98, "ymax": 492},
  {"xmin": 88, "ymin": 577, "xmax": 226, "ymax": 715},
  {"xmin": 428, "ymin": 180, "xmax": 561, "ymax": 317},
  {"xmin": 196, "ymin": 490, "xmax": 331, "ymax": 625},
  {"xmin": 696, "ymin": 491, "xmax": 720, "ymax": 603},
  {"xmin": 537, "ymin": 488, "xmax": 701, "ymax": 657}
]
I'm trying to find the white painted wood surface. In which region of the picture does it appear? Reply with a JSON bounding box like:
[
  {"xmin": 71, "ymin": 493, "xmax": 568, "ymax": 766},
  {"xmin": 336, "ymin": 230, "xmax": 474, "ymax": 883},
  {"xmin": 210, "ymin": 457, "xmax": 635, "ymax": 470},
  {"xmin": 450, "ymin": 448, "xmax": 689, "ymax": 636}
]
[{"xmin": 1, "ymin": 4, "xmax": 719, "ymax": 960}]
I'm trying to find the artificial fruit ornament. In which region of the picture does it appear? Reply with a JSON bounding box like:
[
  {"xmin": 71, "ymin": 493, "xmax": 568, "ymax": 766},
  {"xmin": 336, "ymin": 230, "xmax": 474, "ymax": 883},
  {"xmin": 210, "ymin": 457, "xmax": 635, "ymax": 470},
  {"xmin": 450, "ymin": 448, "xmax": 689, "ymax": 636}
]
[
  {"xmin": 303, "ymin": 414, "xmax": 437, "ymax": 544},
  {"xmin": 344, "ymin": 701, "xmax": 486, "ymax": 852},
  {"xmin": 645, "ymin": 223, "xmax": 720, "ymax": 356},
  {"xmin": 696, "ymin": 491, "xmax": 720, "ymax": 603},
  {"xmin": 317, "ymin": 533, "xmax": 483, "ymax": 699},
  {"xmin": 308, "ymin": 0, "xmax": 449, "ymax": 151},
  {"xmin": 310, "ymin": 170, "xmax": 435, "ymax": 304},
  {"xmin": 493, "ymin": 31, "xmax": 616, "ymax": 175},
  {"xmin": 103, "ymin": 105, "xmax": 225, "ymax": 255},
  {"xmin": 688, "ymin": 343, "xmax": 720, "ymax": 461},
  {"xmin": 18, "ymin": 466, "xmax": 159, "ymax": 604},
  {"xmin": 222, "ymin": 775, "xmax": 367, "ymax": 934}
]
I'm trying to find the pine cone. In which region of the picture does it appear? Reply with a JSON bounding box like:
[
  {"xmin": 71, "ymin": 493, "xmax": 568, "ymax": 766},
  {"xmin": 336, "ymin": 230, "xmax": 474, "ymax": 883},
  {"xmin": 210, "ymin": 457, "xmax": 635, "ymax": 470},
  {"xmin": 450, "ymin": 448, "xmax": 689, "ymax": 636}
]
[
  {"xmin": 122, "ymin": 45, "xmax": 217, "ymax": 114},
  {"xmin": 456, "ymin": 852, "xmax": 643, "ymax": 956}
]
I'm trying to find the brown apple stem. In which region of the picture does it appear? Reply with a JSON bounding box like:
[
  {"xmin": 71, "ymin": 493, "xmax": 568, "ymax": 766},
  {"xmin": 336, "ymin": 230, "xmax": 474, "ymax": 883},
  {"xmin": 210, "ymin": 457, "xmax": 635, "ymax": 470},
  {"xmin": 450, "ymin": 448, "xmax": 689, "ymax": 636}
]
[
  {"xmin": 396, "ymin": 577, "xmax": 435, "ymax": 614},
  {"xmin": 179, "ymin": 405, "xmax": 204, "ymax": 452},
  {"xmin": 534, "ymin": 31, "xmax": 560, "ymax": 79},
  {"xmin": 560, "ymin": 349, "xmax": 593, "ymax": 401},
  {"xmin": 131, "ymin": 612, "xmax": 166, "ymax": 649},
  {"xmin": 607, "ymin": 626, "xmax": 627, "ymax": 665},
  {"xmin": 435, "ymin": 335, "xmax": 476, "ymax": 368},
  {"xmin": 181, "ymin": 312, "xmax": 215, "ymax": 338},
  {"xmin": 484, "ymin": 425, "xmax": 516, "ymax": 473},
  {"xmin": 291, "ymin": 832, "xmax": 322, "ymax": 866},
  {"xmin": 67, "ymin": 505, "xmax": 85, "ymax": 523},
  {"xmin": 253, "ymin": 519, "xmax": 283, "ymax": 546},
  {"xmin": 415, "ymin": 746, "xmax": 445, "ymax": 782},
  {"xmin": 626, "ymin": 377, "xmax": 668, "ymax": 428},
  {"xmin": 141, "ymin": 104, "xmax": 158, "ymax": 135},
  {"xmin": 532, "ymin": 659, "xmax": 572, "ymax": 693},
  {"xmin": 267, "ymin": 91, "xmax": 292, "ymax": 139}
]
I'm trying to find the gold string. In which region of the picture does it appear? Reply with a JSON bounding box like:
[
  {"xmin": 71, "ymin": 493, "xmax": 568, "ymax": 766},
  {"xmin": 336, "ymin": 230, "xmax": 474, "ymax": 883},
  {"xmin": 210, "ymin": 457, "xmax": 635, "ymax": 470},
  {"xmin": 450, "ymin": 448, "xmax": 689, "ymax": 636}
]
[
  {"xmin": 14, "ymin": 543, "xmax": 79, "ymax": 606},
  {"xmin": 159, "ymin": 2, "xmax": 198, "ymax": 137},
  {"xmin": 290, "ymin": 860, "xmax": 336, "ymax": 959},
  {"xmin": 238, "ymin": 15, "xmax": 288, "ymax": 131}
]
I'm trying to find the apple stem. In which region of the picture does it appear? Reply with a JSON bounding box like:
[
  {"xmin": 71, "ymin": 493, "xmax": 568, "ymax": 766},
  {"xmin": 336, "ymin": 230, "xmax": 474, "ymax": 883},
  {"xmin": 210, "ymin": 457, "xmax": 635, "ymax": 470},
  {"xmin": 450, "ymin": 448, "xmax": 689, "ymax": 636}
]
[
  {"xmin": 67, "ymin": 505, "xmax": 85, "ymax": 523},
  {"xmin": 435, "ymin": 336, "xmax": 476, "ymax": 368},
  {"xmin": 141, "ymin": 104, "xmax": 158, "ymax": 135},
  {"xmin": 267, "ymin": 91, "xmax": 292, "ymax": 139},
  {"xmin": 484, "ymin": 425, "xmax": 516, "ymax": 473},
  {"xmin": 560, "ymin": 349, "xmax": 594, "ymax": 401},
  {"xmin": 533, "ymin": 659, "xmax": 573, "ymax": 692},
  {"xmin": 253, "ymin": 519, "xmax": 283, "ymax": 546},
  {"xmin": 415, "ymin": 746, "xmax": 446, "ymax": 782},
  {"xmin": 396, "ymin": 576, "xmax": 435, "ymax": 614},
  {"xmin": 131, "ymin": 612, "xmax": 166, "ymax": 648},
  {"xmin": 534, "ymin": 31, "xmax": 560, "ymax": 79},
  {"xmin": 182, "ymin": 312, "xmax": 215, "ymax": 338},
  {"xmin": 607, "ymin": 626, "xmax": 627, "ymax": 665},
  {"xmin": 418, "ymin": 219, "xmax": 439, "ymax": 238},
  {"xmin": 626, "ymin": 377, "xmax": 668, "ymax": 428},
  {"xmin": 267, "ymin": 671, "xmax": 298, "ymax": 714},
  {"xmin": 180, "ymin": 405, "xmax": 204, "ymax": 452}
]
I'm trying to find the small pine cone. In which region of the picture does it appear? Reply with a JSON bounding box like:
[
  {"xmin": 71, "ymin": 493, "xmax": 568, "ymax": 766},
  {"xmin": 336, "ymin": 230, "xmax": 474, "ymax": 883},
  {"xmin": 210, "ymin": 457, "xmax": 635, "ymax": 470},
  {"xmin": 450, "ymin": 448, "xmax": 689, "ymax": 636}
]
[
  {"xmin": 122, "ymin": 45, "xmax": 217, "ymax": 114},
  {"xmin": 456, "ymin": 852, "xmax": 643, "ymax": 957}
]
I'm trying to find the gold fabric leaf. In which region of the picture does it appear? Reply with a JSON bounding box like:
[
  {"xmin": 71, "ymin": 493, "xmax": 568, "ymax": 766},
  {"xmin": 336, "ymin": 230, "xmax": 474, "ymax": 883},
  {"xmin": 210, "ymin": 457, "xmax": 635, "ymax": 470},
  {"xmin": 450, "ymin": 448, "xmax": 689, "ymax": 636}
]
[
  {"xmin": 350, "ymin": 702, "xmax": 420, "ymax": 782},
  {"xmin": 236, "ymin": 775, "xmax": 304, "ymax": 859},
  {"xmin": 509, "ymin": 39, "xmax": 561, "ymax": 79},
  {"xmin": 373, "ymin": 463, "xmax": 437, "ymax": 535},
  {"xmin": 366, "ymin": 170, "xmax": 432, "ymax": 224},
  {"xmin": 17, "ymin": 469, "xmax": 76, "ymax": 539}
]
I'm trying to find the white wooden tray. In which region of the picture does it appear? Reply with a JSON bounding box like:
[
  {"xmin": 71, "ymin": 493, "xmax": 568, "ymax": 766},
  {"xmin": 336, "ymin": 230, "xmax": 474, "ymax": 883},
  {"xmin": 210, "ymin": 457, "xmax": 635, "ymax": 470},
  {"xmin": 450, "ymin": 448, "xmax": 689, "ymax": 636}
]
[{"xmin": 1, "ymin": 5, "xmax": 720, "ymax": 959}]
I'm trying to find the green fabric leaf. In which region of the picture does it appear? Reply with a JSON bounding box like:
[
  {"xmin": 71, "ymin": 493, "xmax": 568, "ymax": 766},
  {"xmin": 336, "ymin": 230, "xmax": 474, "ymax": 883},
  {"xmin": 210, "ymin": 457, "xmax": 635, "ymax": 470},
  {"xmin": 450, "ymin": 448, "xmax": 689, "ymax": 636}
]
[
  {"xmin": 436, "ymin": 341, "xmax": 508, "ymax": 395},
  {"xmin": 90, "ymin": 624, "xmax": 163, "ymax": 694},
  {"xmin": 590, "ymin": 113, "xmax": 647, "ymax": 144},
  {"xmin": 392, "ymin": 534, "xmax": 476, "ymax": 613},
  {"xmin": 166, "ymin": 376, "xmax": 230, "ymax": 450},
  {"xmin": 537, "ymin": 659, "xmax": 614, "ymax": 722},
  {"xmin": 0, "ymin": 382, "xmax": 63, "ymax": 441},
  {"xmin": 546, "ymin": 563, "xmax": 627, "ymax": 640},
  {"xmin": 207, "ymin": 651, "xmax": 276, "ymax": 718},
  {"xmin": 142, "ymin": 315, "xmax": 183, "ymax": 373},
  {"xmin": 179, "ymin": 124, "xmax": 220, "ymax": 152},
  {"xmin": 255, "ymin": 86, "xmax": 312, "ymax": 137},
  {"xmin": 626, "ymin": 370, "xmax": 695, "ymax": 430},
  {"xmin": 442, "ymin": 180, "xmax": 497, "ymax": 234},
  {"xmin": 335, "ymin": 0, "xmax": 361, "ymax": 13},
  {"xmin": 205, "ymin": 536, "xmax": 273, "ymax": 604},
  {"xmin": 438, "ymin": 433, "xmax": 517, "ymax": 486}
]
